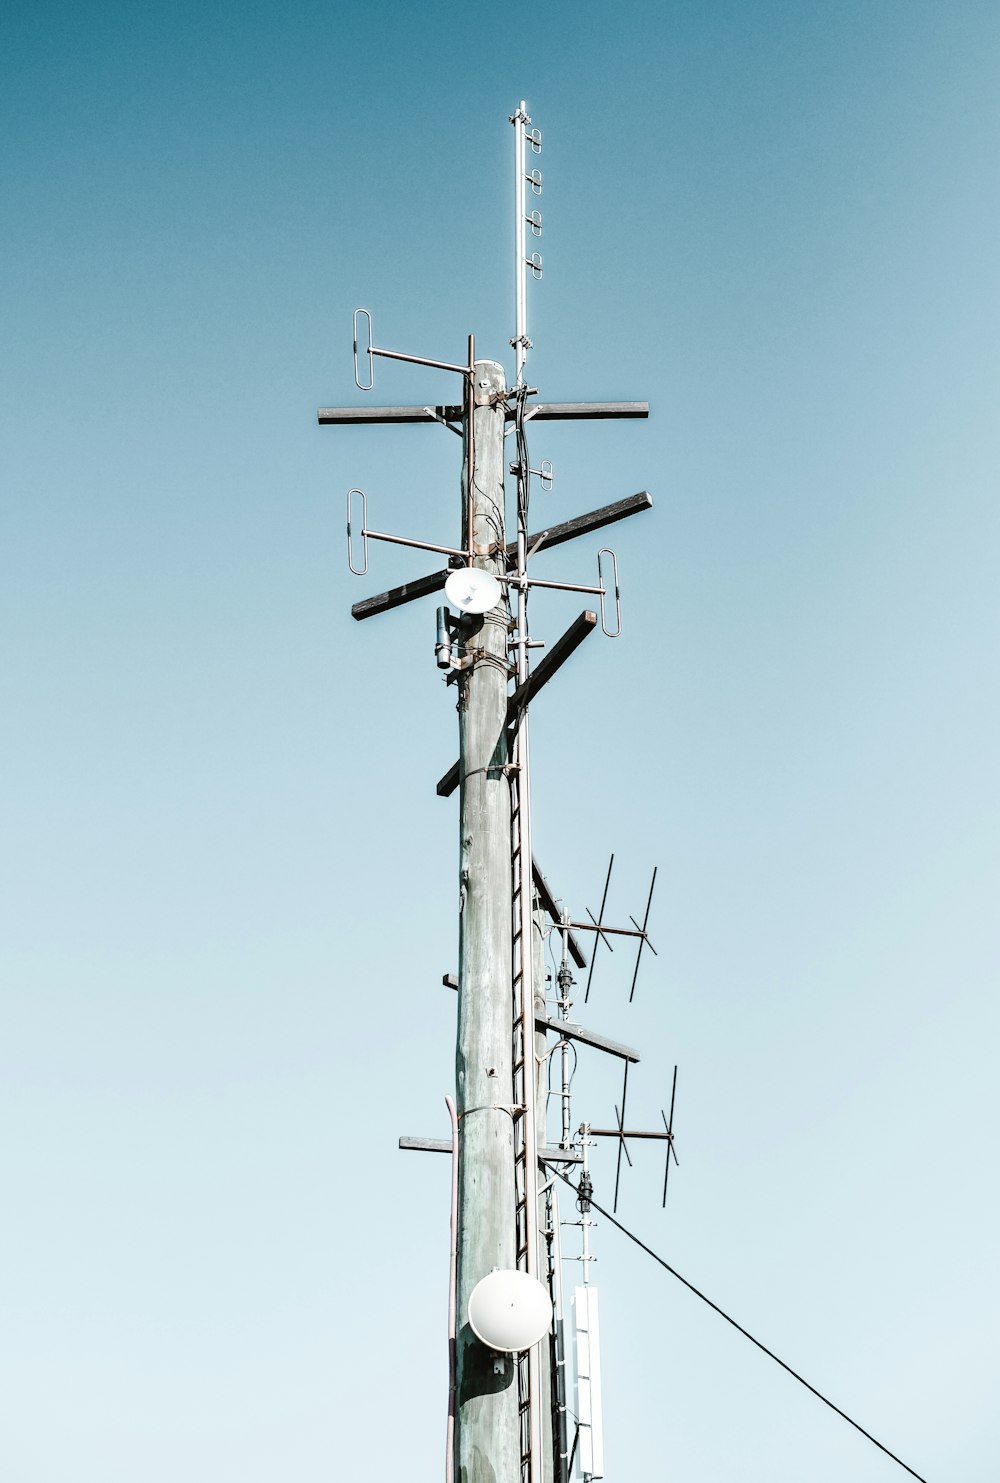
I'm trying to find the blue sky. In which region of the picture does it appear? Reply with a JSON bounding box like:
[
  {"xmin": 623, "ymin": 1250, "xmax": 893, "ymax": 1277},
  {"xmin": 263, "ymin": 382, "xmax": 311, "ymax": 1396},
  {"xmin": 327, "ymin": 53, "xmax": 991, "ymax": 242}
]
[{"xmin": 2, "ymin": 2, "xmax": 998, "ymax": 1479}]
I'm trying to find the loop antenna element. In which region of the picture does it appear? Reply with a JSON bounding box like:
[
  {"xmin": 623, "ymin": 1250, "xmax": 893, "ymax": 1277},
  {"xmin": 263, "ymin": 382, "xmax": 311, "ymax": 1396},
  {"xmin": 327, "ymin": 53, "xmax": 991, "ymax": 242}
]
[
  {"xmin": 347, "ymin": 488, "xmax": 368, "ymax": 575},
  {"xmin": 598, "ymin": 548, "xmax": 621, "ymax": 637}
]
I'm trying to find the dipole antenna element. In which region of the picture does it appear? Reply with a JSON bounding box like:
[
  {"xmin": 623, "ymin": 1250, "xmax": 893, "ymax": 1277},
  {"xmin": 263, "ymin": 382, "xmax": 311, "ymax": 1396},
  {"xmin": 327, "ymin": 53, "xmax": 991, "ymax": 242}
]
[
  {"xmin": 510, "ymin": 100, "xmax": 542, "ymax": 386},
  {"xmin": 590, "ymin": 1062, "xmax": 681, "ymax": 1214}
]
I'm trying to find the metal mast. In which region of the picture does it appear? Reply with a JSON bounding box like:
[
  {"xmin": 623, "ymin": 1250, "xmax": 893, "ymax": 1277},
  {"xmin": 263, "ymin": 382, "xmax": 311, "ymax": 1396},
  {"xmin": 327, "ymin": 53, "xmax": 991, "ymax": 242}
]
[{"xmin": 324, "ymin": 99, "xmax": 658, "ymax": 1483}]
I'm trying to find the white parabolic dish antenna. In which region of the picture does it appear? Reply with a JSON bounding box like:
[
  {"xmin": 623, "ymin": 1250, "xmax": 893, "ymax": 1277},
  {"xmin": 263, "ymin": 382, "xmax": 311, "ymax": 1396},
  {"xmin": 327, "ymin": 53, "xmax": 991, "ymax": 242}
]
[
  {"xmin": 444, "ymin": 567, "xmax": 502, "ymax": 615},
  {"xmin": 468, "ymin": 1269, "xmax": 553, "ymax": 1352}
]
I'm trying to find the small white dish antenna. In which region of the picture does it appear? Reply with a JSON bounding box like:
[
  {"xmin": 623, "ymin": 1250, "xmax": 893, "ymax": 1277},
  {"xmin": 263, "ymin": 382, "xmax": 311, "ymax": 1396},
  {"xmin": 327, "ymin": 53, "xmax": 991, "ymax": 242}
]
[
  {"xmin": 444, "ymin": 567, "xmax": 502, "ymax": 615},
  {"xmin": 468, "ymin": 1269, "xmax": 553, "ymax": 1352}
]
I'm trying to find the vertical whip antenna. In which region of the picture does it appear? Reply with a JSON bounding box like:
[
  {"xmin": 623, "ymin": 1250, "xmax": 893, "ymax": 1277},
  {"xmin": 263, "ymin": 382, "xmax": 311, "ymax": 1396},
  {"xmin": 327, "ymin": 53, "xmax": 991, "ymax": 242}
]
[{"xmin": 510, "ymin": 100, "xmax": 541, "ymax": 386}]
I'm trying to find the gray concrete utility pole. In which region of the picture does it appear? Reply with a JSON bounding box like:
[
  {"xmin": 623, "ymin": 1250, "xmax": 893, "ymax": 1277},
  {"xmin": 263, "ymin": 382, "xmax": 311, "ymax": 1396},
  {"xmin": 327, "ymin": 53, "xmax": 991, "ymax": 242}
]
[{"xmin": 454, "ymin": 358, "xmax": 520, "ymax": 1483}]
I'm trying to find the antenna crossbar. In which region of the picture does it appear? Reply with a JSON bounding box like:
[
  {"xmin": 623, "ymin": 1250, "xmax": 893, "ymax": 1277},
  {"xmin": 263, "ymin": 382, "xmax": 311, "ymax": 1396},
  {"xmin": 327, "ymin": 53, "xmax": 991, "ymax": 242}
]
[
  {"xmin": 349, "ymin": 494, "xmax": 653, "ymax": 624},
  {"xmin": 370, "ymin": 345, "xmax": 471, "ymax": 377},
  {"xmin": 318, "ymin": 401, "xmax": 650, "ymax": 424},
  {"xmin": 399, "ymin": 1136, "xmax": 584, "ymax": 1164},
  {"xmin": 436, "ymin": 610, "xmax": 599, "ymax": 797},
  {"xmin": 544, "ymin": 1020, "xmax": 640, "ymax": 1064},
  {"xmin": 588, "ymin": 1128, "xmax": 673, "ymax": 1141},
  {"xmin": 349, "ymin": 567, "xmax": 451, "ymax": 622},
  {"xmin": 530, "ymin": 858, "xmax": 587, "ymax": 969},
  {"xmin": 442, "ymin": 973, "xmax": 639, "ymax": 1062},
  {"xmin": 504, "ymin": 491, "xmax": 652, "ymax": 558},
  {"xmin": 364, "ymin": 527, "xmax": 468, "ymax": 562},
  {"xmin": 563, "ymin": 920, "xmax": 649, "ymax": 940}
]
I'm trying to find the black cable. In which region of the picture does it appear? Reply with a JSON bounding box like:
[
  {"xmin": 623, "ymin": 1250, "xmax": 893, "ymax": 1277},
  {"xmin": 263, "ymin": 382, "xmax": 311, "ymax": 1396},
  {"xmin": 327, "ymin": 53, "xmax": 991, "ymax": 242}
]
[
  {"xmin": 550, "ymin": 1168, "xmax": 929, "ymax": 1483},
  {"xmin": 566, "ymin": 1421, "xmax": 579, "ymax": 1477}
]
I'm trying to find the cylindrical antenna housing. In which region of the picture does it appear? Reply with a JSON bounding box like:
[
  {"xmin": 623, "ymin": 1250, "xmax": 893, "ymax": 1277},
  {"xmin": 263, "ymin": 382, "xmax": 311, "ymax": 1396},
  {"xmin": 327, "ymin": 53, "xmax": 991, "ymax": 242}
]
[{"xmin": 436, "ymin": 605, "xmax": 453, "ymax": 669}]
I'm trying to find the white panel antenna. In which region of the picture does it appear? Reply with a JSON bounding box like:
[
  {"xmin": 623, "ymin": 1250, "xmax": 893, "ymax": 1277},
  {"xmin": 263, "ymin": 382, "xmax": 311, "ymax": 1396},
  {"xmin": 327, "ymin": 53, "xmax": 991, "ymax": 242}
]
[{"xmin": 573, "ymin": 1285, "xmax": 605, "ymax": 1479}]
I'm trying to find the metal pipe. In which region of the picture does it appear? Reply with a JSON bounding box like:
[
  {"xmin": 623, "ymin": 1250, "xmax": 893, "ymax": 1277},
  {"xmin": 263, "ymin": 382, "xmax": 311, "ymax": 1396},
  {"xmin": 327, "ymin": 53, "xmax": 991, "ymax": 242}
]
[
  {"xmin": 588, "ymin": 1128, "xmax": 673, "ymax": 1140},
  {"xmin": 512, "ymin": 387, "xmax": 543, "ymax": 1483},
  {"xmin": 551, "ymin": 1186, "xmax": 570, "ymax": 1483},
  {"xmin": 445, "ymin": 1094, "xmax": 459, "ymax": 1483},
  {"xmin": 363, "ymin": 528, "xmax": 469, "ymax": 560},
  {"xmin": 534, "ymin": 906, "xmax": 555, "ymax": 1478},
  {"xmin": 515, "ymin": 656, "xmax": 544, "ymax": 1483},
  {"xmin": 521, "ymin": 577, "xmax": 604, "ymax": 596},
  {"xmin": 492, "ymin": 573, "xmax": 605, "ymax": 598},
  {"xmin": 580, "ymin": 1126, "xmax": 593, "ymax": 1285},
  {"xmin": 557, "ymin": 929, "xmax": 573, "ymax": 1152},
  {"xmin": 563, "ymin": 920, "xmax": 648, "ymax": 939},
  {"xmin": 373, "ymin": 344, "xmax": 472, "ymax": 376},
  {"xmin": 466, "ymin": 335, "xmax": 475, "ymax": 565}
]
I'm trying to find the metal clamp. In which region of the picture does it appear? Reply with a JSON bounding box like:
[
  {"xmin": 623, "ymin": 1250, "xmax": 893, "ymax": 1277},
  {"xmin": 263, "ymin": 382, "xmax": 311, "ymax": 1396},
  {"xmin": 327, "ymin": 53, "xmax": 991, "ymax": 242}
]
[
  {"xmin": 522, "ymin": 460, "xmax": 552, "ymax": 491},
  {"xmin": 598, "ymin": 548, "xmax": 621, "ymax": 637},
  {"xmin": 353, "ymin": 308, "xmax": 374, "ymax": 390},
  {"xmin": 347, "ymin": 488, "xmax": 368, "ymax": 575}
]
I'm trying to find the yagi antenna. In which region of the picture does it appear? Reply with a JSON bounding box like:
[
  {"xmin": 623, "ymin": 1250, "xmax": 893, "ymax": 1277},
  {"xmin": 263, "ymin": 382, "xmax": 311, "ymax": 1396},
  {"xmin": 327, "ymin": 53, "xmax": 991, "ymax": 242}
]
[
  {"xmin": 580, "ymin": 856, "xmax": 658, "ymax": 1003},
  {"xmin": 588, "ymin": 1060, "xmax": 680, "ymax": 1214}
]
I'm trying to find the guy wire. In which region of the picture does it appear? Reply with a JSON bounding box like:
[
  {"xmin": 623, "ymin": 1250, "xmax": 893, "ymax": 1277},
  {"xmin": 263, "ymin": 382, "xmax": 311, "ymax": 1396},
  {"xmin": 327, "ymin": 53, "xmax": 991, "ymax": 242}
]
[{"xmin": 549, "ymin": 1168, "xmax": 930, "ymax": 1483}]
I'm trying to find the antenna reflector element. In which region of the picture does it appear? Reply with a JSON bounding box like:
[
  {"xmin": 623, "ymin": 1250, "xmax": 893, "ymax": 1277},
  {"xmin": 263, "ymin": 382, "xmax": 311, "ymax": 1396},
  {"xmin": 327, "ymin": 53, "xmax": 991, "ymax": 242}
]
[
  {"xmin": 468, "ymin": 1269, "xmax": 553, "ymax": 1352},
  {"xmin": 444, "ymin": 568, "xmax": 502, "ymax": 615}
]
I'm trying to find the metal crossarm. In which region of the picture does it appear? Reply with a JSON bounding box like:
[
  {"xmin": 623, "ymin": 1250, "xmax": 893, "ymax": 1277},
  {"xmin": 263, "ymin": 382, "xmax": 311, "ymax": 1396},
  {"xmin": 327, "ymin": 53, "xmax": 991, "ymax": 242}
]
[
  {"xmin": 436, "ymin": 611, "xmax": 598, "ymax": 797},
  {"xmin": 318, "ymin": 400, "xmax": 649, "ymax": 425},
  {"xmin": 349, "ymin": 493, "xmax": 652, "ymax": 623}
]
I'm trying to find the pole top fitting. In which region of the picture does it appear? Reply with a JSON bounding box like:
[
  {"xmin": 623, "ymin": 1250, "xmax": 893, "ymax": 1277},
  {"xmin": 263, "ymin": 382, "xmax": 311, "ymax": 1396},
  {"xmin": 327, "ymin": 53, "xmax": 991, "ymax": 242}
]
[{"xmin": 473, "ymin": 361, "xmax": 507, "ymax": 402}]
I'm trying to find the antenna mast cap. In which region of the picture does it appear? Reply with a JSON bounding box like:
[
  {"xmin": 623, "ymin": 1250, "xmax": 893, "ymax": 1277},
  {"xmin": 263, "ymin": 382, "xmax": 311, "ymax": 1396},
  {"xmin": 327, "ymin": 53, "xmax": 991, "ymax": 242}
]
[{"xmin": 468, "ymin": 1269, "xmax": 553, "ymax": 1352}]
